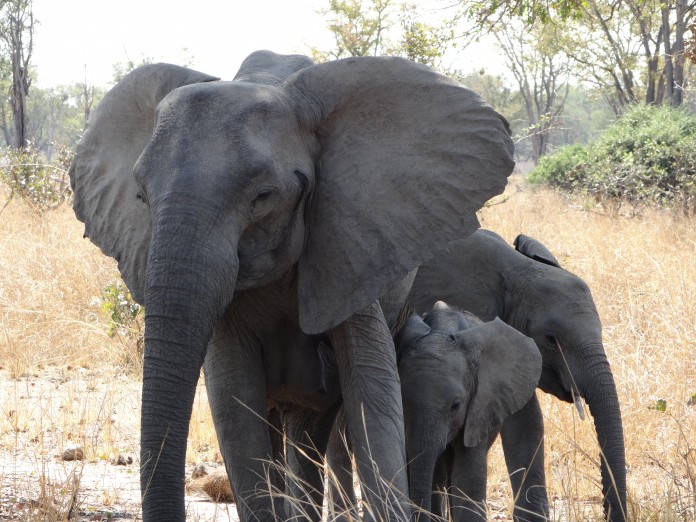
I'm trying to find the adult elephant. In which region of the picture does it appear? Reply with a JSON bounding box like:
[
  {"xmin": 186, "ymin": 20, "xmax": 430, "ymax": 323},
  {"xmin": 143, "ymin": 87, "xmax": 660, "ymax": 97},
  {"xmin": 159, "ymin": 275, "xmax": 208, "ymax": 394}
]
[
  {"xmin": 69, "ymin": 51, "xmax": 514, "ymax": 522},
  {"xmin": 408, "ymin": 230, "xmax": 626, "ymax": 522}
]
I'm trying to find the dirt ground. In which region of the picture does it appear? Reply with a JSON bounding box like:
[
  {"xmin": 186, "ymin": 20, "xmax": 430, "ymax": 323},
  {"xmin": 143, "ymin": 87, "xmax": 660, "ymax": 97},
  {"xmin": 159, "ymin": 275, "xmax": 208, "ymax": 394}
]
[{"xmin": 0, "ymin": 368, "xmax": 239, "ymax": 522}]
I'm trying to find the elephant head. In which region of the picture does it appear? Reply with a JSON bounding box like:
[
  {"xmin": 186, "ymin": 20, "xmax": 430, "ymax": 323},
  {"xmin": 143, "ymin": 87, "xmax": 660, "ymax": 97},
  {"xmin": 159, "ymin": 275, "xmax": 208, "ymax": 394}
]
[
  {"xmin": 408, "ymin": 230, "xmax": 627, "ymax": 521},
  {"xmin": 509, "ymin": 234, "xmax": 626, "ymax": 521},
  {"xmin": 395, "ymin": 303, "xmax": 541, "ymax": 518},
  {"xmin": 70, "ymin": 51, "xmax": 514, "ymax": 520}
]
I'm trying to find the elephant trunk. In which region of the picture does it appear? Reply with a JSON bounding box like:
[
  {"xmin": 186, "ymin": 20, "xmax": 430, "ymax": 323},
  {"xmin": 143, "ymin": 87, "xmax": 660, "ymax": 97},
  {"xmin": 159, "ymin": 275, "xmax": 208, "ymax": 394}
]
[
  {"xmin": 577, "ymin": 347, "xmax": 627, "ymax": 522},
  {"xmin": 140, "ymin": 208, "xmax": 239, "ymax": 521},
  {"xmin": 406, "ymin": 425, "xmax": 446, "ymax": 522}
]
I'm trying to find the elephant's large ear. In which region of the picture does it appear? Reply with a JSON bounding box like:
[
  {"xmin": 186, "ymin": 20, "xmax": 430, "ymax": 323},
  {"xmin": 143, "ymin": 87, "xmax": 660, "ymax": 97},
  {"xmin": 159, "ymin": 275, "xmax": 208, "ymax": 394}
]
[
  {"xmin": 70, "ymin": 64, "xmax": 219, "ymax": 304},
  {"xmin": 285, "ymin": 57, "xmax": 515, "ymax": 334},
  {"xmin": 513, "ymin": 234, "xmax": 561, "ymax": 268},
  {"xmin": 461, "ymin": 318, "xmax": 541, "ymax": 447}
]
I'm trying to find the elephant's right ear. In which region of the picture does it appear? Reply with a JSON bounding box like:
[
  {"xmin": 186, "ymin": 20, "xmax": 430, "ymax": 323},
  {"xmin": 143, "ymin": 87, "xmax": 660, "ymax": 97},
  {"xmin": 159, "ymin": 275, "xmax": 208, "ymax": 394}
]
[
  {"xmin": 513, "ymin": 234, "xmax": 561, "ymax": 268},
  {"xmin": 70, "ymin": 64, "xmax": 219, "ymax": 304},
  {"xmin": 461, "ymin": 318, "xmax": 542, "ymax": 447}
]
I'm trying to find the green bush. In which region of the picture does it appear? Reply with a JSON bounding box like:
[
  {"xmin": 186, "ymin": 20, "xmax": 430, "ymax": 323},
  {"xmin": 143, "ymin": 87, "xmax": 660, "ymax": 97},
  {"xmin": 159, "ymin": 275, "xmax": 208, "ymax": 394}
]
[
  {"xmin": 528, "ymin": 144, "xmax": 590, "ymax": 190},
  {"xmin": 0, "ymin": 145, "xmax": 74, "ymax": 210},
  {"xmin": 100, "ymin": 281, "xmax": 143, "ymax": 338},
  {"xmin": 101, "ymin": 281, "xmax": 144, "ymax": 372},
  {"xmin": 529, "ymin": 105, "xmax": 696, "ymax": 214}
]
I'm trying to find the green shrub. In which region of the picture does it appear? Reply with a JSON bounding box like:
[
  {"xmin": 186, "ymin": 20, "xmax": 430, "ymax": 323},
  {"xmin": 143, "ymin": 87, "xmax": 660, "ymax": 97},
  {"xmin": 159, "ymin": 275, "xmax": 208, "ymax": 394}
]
[
  {"xmin": 0, "ymin": 145, "xmax": 74, "ymax": 211},
  {"xmin": 529, "ymin": 105, "xmax": 696, "ymax": 214},
  {"xmin": 101, "ymin": 281, "xmax": 144, "ymax": 372},
  {"xmin": 100, "ymin": 281, "xmax": 143, "ymax": 338},
  {"xmin": 528, "ymin": 144, "xmax": 591, "ymax": 190}
]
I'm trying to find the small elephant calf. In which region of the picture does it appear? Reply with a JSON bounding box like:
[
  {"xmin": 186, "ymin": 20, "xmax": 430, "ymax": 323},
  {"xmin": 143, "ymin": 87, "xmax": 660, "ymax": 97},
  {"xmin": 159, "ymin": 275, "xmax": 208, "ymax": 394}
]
[{"xmin": 325, "ymin": 302, "xmax": 541, "ymax": 522}]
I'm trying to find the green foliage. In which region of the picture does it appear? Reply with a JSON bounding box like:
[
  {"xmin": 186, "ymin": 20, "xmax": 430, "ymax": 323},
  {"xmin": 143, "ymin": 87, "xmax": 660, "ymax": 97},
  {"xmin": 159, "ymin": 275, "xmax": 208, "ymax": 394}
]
[
  {"xmin": 0, "ymin": 144, "xmax": 73, "ymax": 210},
  {"xmin": 312, "ymin": 0, "xmax": 454, "ymax": 70},
  {"xmin": 390, "ymin": 4, "xmax": 454, "ymax": 69},
  {"xmin": 528, "ymin": 144, "xmax": 590, "ymax": 188},
  {"xmin": 100, "ymin": 281, "xmax": 143, "ymax": 339},
  {"xmin": 529, "ymin": 104, "xmax": 696, "ymax": 214},
  {"xmin": 464, "ymin": 0, "xmax": 587, "ymax": 27},
  {"xmin": 648, "ymin": 399, "xmax": 668, "ymax": 412}
]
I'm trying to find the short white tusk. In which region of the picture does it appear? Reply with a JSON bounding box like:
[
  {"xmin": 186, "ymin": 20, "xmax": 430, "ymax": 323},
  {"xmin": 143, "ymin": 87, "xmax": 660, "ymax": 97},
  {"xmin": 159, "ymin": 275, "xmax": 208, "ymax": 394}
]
[{"xmin": 572, "ymin": 388, "xmax": 586, "ymax": 421}]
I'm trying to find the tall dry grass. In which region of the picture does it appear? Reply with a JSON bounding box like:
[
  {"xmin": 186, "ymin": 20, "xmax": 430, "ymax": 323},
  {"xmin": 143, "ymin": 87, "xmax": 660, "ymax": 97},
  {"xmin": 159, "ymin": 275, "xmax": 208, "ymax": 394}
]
[{"xmin": 1, "ymin": 180, "xmax": 694, "ymax": 520}]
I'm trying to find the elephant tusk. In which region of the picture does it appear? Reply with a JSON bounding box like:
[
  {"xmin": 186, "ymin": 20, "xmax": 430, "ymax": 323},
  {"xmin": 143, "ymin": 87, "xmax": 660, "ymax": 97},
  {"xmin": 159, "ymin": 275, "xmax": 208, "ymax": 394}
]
[{"xmin": 572, "ymin": 388, "xmax": 586, "ymax": 420}]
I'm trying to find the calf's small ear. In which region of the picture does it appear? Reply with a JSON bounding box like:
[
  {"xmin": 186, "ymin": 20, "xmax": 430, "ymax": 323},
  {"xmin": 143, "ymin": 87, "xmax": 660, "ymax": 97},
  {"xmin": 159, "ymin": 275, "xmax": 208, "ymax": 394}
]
[
  {"xmin": 394, "ymin": 314, "xmax": 431, "ymax": 360},
  {"xmin": 461, "ymin": 318, "xmax": 542, "ymax": 447}
]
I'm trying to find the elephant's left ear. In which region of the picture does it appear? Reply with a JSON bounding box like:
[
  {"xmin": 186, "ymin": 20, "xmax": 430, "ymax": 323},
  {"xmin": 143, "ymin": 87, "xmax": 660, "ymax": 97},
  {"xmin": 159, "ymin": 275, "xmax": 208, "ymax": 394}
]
[
  {"xmin": 514, "ymin": 234, "xmax": 561, "ymax": 268},
  {"xmin": 285, "ymin": 57, "xmax": 515, "ymax": 334},
  {"xmin": 461, "ymin": 318, "xmax": 541, "ymax": 447}
]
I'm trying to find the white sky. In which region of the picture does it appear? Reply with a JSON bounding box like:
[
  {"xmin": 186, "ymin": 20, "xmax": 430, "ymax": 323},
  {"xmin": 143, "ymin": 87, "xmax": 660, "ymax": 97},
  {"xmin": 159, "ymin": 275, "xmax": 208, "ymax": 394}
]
[
  {"xmin": 31, "ymin": 0, "xmax": 498, "ymax": 89},
  {"xmin": 31, "ymin": 0, "xmax": 332, "ymax": 87}
]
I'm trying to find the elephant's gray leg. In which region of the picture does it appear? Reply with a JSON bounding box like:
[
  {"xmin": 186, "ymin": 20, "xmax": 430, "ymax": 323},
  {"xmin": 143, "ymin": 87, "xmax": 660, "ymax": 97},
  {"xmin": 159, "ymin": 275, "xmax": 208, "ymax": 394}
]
[
  {"xmin": 284, "ymin": 406, "xmax": 340, "ymax": 522},
  {"xmin": 328, "ymin": 301, "xmax": 410, "ymax": 522},
  {"xmin": 448, "ymin": 433, "xmax": 494, "ymax": 522},
  {"xmin": 268, "ymin": 408, "xmax": 285, "ymax": 494},
  {"xmin": 326, "ymin": 408, "xmax": 359, "ymax": 520},
  {"xmin": 501, "ymin": 394, "xmax": 549, "ymax": 522},
  {"xmin": 203, "ymin": 322, "xmax": 285, "ymax": 522}
]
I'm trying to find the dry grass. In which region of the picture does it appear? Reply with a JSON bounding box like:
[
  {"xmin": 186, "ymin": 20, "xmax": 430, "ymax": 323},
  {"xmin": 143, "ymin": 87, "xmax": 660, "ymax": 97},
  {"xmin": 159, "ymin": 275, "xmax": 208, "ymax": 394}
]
[{"xmin": 1, "ymin": 179, "xmax": 694, "ymax": 520}]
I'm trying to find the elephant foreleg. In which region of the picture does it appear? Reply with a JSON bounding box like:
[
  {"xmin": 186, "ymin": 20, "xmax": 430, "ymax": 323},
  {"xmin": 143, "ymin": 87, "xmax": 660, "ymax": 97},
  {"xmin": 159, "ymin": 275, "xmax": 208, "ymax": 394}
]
[
  {"xmin": 284, "ymin": 405, "xmax": 341, "ymax": 522},
  {"xmin": 448, "ymin": 433, "xmax": 494, "ymax": 522},
  {"xmin": 500, "ymin": 394, "xmax": 549, "ymax": 522},
  {"xmin": 328, "ymin": 301, "xmax": 410, "ymax": 522},
  {"xmin": 326, "ymin": 408, "xmax": 359, "ymax": 520},
  {"xmin": 204, "ymin": 322, "xmax": 286, "ymax": 522}
]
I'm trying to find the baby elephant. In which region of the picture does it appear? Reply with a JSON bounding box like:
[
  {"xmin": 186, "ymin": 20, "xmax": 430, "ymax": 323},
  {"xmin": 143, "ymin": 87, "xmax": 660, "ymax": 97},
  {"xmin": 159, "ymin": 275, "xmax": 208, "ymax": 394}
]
[
  {"xmin": 395, "ymin": 303, "xmax": 541, "ymax": 522},
  {"xmin": 326, "ymin": 302, "xmax": 541, "ymax": 521}
]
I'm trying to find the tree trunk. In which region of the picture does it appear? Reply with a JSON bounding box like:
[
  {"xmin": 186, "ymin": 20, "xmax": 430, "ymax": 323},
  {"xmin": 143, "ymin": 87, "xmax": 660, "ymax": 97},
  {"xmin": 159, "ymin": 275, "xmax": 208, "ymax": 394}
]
[
  {"xmin": 2, "ymin": 1, "xmax": 33, "ymax": 150},
  {"xmin": 663, "ymin": 6, "xmax": 675, "ymax": 104},
  {"xmin": 671, "ymin": 0, "xmax": 687, "ymax": 106}
]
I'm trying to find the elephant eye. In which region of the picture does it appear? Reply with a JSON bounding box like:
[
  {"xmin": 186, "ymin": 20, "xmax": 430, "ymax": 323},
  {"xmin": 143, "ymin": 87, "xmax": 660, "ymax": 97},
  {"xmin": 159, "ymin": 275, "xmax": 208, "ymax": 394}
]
[
  {"xmin": 255, "ymin": 190, "xmax": 272, "ymax": 202},
  {"xmin": 251, "ymin": 189, "xmax": 274, "ymax": 213},
  {"xmin": 451, "ymin": 400, "xmax": 461, "ymax": 412},
  {"xmin": 546, "ymin": 334, "xmax": 557, "ymax": 346},
  {"xmin": 294, "ymin": 169, "xmax": 308, "ymax": 193}
]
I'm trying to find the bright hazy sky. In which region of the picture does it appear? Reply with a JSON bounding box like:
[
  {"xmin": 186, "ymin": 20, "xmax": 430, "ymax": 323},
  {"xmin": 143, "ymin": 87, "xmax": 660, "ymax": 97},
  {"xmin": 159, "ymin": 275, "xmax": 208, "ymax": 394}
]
[
  {"xmin": 31, "ymin": 0, "xmax": 331, "ymax": 87},
  {"xmin": 30, "ymin": 0, "xmax": 496, "ymax": 89}
]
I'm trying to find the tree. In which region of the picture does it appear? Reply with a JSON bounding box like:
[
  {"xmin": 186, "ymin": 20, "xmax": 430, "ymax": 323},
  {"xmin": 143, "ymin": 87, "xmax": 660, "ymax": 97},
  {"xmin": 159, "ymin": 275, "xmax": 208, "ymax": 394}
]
[
  {"xmin": 389, "ymin": 3, "xmax": 454, "ymax": 69},
  {"xmin": 312, "ymin": 0, "xmax": 393, "ymax": 61},
  {"xmin": 0, "ymin": 0, "xmax": 34, "ymax": 149},
  {"xmin": 311, "ymin": 0, "xmax": 454, "ymax": 69},
  {"xmin": 493, "ymin": 20, "xmax": 571, "ymax": 163},
  {"xmin": 458, "ymin": 0, "xmax": 694, "ymax": 110}
]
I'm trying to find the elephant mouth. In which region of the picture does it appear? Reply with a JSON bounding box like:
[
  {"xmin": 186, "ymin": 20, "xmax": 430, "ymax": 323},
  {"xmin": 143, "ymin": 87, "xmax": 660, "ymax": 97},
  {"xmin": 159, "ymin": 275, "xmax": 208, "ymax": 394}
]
[{"xmin": 539, "ymin": 365, "xmax": 575, "ymax": 403}]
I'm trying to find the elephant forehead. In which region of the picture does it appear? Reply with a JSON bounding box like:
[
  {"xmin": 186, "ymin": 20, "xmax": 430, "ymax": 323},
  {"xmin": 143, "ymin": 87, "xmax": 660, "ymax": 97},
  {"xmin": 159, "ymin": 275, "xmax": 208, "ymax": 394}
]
[
  {"xmin": 399, "ymin": 343, "xmax": 468, "ymax": 377},
  {"xmin": 142, "ymin": 82, "xmax": 310, "ymax": 177},
  {"xmin": 157, "ymin": 81, "xmax": 299, "ymax": 138}
]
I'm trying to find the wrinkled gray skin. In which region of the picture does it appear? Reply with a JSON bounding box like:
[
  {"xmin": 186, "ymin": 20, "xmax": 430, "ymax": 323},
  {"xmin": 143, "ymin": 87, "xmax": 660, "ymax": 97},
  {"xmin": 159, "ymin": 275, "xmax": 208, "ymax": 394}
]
[
  {"xmin": 68, "ymin": 50, "xmax": 514, "ymax": 522},
  {"xmin": 396, "ymin": 304, "xmax": 541, "ymax": 522},
  {"xmin": 408, "ymin": 230, "xmax": 627, "ymax": 522}
]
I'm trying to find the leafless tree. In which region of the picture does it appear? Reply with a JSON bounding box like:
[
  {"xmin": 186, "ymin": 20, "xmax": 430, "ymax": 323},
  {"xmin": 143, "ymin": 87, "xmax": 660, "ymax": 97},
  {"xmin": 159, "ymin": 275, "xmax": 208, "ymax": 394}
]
[{"xmin": 0, "ymin": 0, "xmax": 34, "ymax": 149}]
